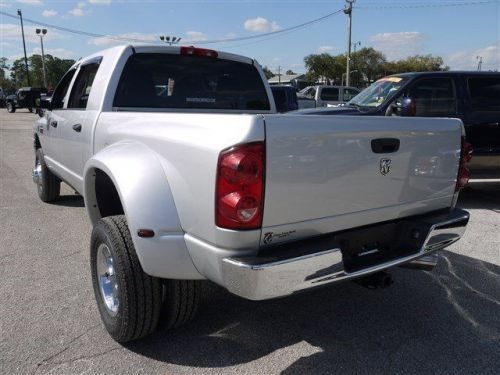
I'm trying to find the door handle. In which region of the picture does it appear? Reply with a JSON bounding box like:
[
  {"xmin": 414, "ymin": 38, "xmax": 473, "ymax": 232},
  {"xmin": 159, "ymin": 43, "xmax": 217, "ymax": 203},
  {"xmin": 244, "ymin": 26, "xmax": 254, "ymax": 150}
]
[
  {"xmin": 371, "ymin": 138, "xmax": 400, "ymax": 153},
  {"xmin": 72, "ymin": 124, "xmax": 82, "ymax": 133},
  {"xmin": 50, "ymin": 120, "xmax": 57, "ymax": 128}
]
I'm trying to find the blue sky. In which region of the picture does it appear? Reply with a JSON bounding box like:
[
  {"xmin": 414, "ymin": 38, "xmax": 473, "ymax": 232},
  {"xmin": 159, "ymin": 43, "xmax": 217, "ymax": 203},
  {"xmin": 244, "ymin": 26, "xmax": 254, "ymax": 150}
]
[{"xmin": 1, "ymin": 0, "xmax": 499, "ymax": 74}]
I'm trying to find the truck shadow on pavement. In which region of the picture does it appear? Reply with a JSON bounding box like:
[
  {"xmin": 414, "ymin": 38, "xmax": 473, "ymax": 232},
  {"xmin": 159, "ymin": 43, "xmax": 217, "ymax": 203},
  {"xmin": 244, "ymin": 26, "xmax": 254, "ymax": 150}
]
[
  {"xmin": 458, "ymin": 181, "xmax": 500, "ymax": 212},
  {"xmin": 126, "ymin": 250, "xmax": 500, "ymax": 374},
  {"xmin": 50, "ymin": 194, "xmax": 85, "ymax": 208}
]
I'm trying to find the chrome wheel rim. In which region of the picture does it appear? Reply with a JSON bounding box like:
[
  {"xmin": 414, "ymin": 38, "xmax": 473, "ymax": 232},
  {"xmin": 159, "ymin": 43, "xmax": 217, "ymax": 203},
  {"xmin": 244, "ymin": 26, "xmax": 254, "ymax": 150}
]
[
  {"xmin": 97, "ymin": 244, "xmax": 119, "ymax": 316},
  {"xmin": 33, "ymin": 157, "xmax": 42, "ymax": 192}
]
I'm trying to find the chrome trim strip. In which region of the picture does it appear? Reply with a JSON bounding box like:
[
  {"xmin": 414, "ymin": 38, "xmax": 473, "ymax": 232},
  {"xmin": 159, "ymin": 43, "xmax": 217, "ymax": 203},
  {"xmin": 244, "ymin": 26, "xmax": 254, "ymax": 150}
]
[{"xmin": 222, "ymin": 209, "xmax": 469, "ymax": 300}]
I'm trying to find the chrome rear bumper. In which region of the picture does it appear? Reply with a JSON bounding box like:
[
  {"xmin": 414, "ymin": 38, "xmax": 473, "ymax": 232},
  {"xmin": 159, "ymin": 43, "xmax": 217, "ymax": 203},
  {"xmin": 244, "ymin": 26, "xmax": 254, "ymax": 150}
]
[{"xmin": 222, "ymin": 208, "xmax": 469, "ymax": 300}]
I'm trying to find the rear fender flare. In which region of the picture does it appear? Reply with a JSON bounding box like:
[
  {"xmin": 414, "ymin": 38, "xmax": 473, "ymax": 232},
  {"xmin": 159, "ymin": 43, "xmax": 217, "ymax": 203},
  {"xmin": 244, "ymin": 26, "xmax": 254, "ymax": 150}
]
[{"xmin": 83, "ymin": 141, "xmax": 203, "ymax": 279}]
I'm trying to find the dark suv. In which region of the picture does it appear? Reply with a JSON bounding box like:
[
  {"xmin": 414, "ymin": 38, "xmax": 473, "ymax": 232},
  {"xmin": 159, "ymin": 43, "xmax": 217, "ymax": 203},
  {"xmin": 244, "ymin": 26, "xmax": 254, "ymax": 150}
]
[
  {"xmin": 299, "ymin": 72, "xmax": 500, "ymax": 178},
  {"xmin": 5, "ymin": 87, "xmax": 45, "ymax": 113}
]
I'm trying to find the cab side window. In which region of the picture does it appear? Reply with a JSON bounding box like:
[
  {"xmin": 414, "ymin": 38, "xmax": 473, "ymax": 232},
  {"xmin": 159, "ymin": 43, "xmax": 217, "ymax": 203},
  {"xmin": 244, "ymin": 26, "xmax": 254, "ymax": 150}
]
[
  {"xmin": 320, "ymin": 88, "xmax": 339, "ymax": 101},
  {"xmin": 407, "ymin": 78, "xmax": 456, "ymax": 116},
  {"xmin": 468, "ymin": 77, "xmax": 500, "ymax": 112},
  {"xmin": 51, "ymin": 69, "xmax": 76, "ymax": 109},
  {"xmin": 68, "ymin": 63, "xmax": 99, "ymax": 109}
]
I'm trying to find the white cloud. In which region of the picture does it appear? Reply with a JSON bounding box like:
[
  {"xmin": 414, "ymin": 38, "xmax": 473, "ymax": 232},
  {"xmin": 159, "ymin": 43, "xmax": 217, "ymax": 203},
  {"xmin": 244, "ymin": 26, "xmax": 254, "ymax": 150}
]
[
  {"xmin": 369, "ymin": 31, "xmax": 428, "ymax": 60},
  {"xmin": 0, "ymin": 23, "xmax": 62, "ymax": 43},
  {"xmin": 69, "ymin": 7, "xmax": 84, "ymax": 16},
  {"xmin": 88, "ymin": 32, "xmax": 156, "ymax": 46},
  {"xmin": 89, "ymin": 0, "xmax": 111, "ymax": 4},
  {"xmin": 16, "ymin": 0, "xmax": 42, "ymax": 5},
  {"xmin": 67, "ymin": 1, "xmax": 87, "ymax": 16},
  {"xmin": 42, "ymin": 9, "xmax": 57, "ymax": 17},
  {"xmin": 244, "ymin": 17, "xmax": 281, "ymax": 33},
  {"xmin": 32, "ymin": 47, "xmax": 75, "ymax": 59},
  {"xmin": 317, "ymin": 45, "xmax": 334, "ymax": 54},
  {"xmin": 446, "ymin": 44, "xmax": 500, "ymax": 70},
  {"xmin": 184, "ymin": 31, "xmax": 208, "ymax": 42}
]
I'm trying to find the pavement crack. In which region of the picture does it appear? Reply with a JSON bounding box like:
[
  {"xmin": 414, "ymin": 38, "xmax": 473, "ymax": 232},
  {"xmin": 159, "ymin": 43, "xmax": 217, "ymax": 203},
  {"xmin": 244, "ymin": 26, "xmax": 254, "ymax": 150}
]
[
  {"xmin": 36, "ymin": 324, "xmax": 100, "ymax": 367},
  {"xmin": 49, "ymin": 347, "xmax": 123, "ymax": 367}
]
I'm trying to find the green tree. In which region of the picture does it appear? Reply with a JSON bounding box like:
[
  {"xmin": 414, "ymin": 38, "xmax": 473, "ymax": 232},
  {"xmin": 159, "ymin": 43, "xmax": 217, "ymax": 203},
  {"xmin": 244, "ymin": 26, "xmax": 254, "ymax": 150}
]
[
  {"xmin": 8, "ymin": 54, "xmax": 75, "ymax": 89},
  {"xmin": 304, "ymin": 53, "xmax": 345, "ymax": 84},
  {"xmin": 285, "ymin": 69, "xmax": 296, "ymax": 75},
  {"xmin": 0, "ymin": 57, "xmax": 16, "ymax": 94},
  {"xmin": 262, "ymin": 66, "xmax": 275, "ymax": 79},
  {"xmin": 9, "ymin": 58, "xmax": 29, "ymax": 87},
  {"xmin": 384, "ymin": 54, "xmax": 449, "ymax": 74},
  {"xmin": 351, "ymin": 47, "xmax": 387, "ymax": 84}
]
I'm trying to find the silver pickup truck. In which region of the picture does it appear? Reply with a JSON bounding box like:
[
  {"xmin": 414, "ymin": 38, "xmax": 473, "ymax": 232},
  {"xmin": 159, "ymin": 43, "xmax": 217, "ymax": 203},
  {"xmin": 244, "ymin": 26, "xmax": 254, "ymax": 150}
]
[{"xmin": 33, "ymin": 45, "xmax": 470, "ymax": 343}]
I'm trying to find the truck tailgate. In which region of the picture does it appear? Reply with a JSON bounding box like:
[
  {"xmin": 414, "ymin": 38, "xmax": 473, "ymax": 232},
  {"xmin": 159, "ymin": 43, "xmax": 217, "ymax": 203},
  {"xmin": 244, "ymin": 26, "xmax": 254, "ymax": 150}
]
[{"xmin": 260, "ymin": 115, "xmax": 462, "ymax": 246}]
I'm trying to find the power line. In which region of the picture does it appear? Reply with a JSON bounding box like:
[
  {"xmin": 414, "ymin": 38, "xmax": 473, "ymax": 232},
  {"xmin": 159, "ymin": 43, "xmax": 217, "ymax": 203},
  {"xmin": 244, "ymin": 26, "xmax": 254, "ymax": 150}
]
[
  {"xmin": 356, "ymin": 0, "xmax": 498, "ymax": 10},
  {"xmin": 0, "ymin": 8, "xmax": 343, "ymax": 46},
  {"xmin": 0, "ymin": 0, "xmax": 496, "ymax": 47}
]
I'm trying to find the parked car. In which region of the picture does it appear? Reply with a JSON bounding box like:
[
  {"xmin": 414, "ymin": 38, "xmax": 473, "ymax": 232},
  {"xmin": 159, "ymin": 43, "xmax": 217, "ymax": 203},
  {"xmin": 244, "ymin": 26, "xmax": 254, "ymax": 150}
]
[
  {"xmin": 271, "ymin": 85, "xmax": 298, "ymax": 112},
  {"xmin": 297, "ymin": 85, "xmax": 360, "ymax": 108},
  {"xmin": 34, "ymin": 45, "xmax": 469, "ymax": 343},
  {"xmin": 298, "ymin": 72, "xmax": 500, "ymax": 178},
  {"xmin": 6, "ymin": 87, "xmax": 45, "ymax": 113}
]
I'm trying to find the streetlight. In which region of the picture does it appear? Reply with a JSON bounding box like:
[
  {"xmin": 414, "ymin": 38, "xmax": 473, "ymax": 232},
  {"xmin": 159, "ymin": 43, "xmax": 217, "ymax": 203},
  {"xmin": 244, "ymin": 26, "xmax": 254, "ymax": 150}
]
[
  {"xmin": 159, "ymin": 36, "xmax": 182, "ymax": 46},
  {"xmin": 476, "ymin": 56, "xmax": 483, "ymax": 71},
  {"xmin": 36, "ymin": 28, "xmax": 48, "ymax": 88}
]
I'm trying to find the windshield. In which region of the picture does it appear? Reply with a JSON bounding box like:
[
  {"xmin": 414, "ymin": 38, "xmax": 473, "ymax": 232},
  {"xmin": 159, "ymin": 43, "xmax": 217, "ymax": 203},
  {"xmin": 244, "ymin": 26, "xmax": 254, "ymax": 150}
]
[{"xmin": 349, "ymin": 76, "xmax": 409, "ymax": 108}]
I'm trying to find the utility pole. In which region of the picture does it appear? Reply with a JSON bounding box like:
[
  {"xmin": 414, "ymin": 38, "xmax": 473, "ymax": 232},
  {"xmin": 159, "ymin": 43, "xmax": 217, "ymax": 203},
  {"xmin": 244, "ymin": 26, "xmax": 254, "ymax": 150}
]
[
  {"xmin": 476, "ymin": 56, "xmax": 483, "ymax": 71},
  {"xmin": 351, "ymin": 41, "xmax": 361, "ymax": 85},
  {"xmin": 278, "ymin": 65, "xmax": 281, "ymax": 84},
  {"xmin": 17, "ymin": 9, "xmax": 31, "ymax": 86},
  {"xmin": 36, "ymin": 28, "xmax": 48, "ymax": 88},
  {"xmin": 344, "ymin": 0, "xmax": 355, "ymax": 87}
]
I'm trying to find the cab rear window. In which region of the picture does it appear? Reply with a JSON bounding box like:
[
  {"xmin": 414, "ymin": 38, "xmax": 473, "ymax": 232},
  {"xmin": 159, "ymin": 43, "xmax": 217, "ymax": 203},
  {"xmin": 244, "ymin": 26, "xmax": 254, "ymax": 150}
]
[{"xmin": 113, "ymin": 53, "xmax": 270, "ymax": 111}]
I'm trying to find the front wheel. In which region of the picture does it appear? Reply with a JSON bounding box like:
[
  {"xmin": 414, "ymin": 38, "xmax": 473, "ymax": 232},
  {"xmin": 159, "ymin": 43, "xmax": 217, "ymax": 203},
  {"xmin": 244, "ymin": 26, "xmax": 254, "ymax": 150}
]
[{"xmin": 6, "ymin": 102, "xmax": 15, "ymax": 113}]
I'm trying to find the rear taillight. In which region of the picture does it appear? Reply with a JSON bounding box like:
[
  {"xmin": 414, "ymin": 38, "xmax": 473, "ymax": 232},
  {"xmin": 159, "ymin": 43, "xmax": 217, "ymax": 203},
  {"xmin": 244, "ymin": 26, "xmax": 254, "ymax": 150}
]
[
  {"xmin": 455, "ymin": 138, "xmax": 473, "ymax": 192},
  {"xmin": 216, "ymin": 142, "xmax": 265, "ymax": 230},
  {"xmin": 180, "ymin": 46, "xmax": 218, "ymax": 58}
]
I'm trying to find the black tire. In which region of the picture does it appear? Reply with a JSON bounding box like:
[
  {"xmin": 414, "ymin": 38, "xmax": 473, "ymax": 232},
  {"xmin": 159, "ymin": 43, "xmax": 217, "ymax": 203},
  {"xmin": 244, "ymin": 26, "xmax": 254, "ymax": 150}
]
[
  {"xmin": 91, "ymin": 215, "xmax": 163, "ymax": 343},
  {"xmin": 6, "ymin": 102, "xmax": 15, "ymax": 113},
  {"xmin": 35, "ymin": 149, "xmax": 60, "ymax": 202},
  {"xmin": 28, "ymin": 107, "xmax": 33, "ymax": 113},
  {"xmin": 161, "ymin": 279, "xmax": 201, "ymax": 330}
]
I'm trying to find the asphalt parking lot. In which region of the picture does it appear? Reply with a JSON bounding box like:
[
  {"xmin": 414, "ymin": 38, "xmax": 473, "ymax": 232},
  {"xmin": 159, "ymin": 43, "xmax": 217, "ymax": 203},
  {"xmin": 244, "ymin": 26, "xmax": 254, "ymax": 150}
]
[{"xmin": 0, "ymin": 109, "xmax": 499, "ymax": 375}]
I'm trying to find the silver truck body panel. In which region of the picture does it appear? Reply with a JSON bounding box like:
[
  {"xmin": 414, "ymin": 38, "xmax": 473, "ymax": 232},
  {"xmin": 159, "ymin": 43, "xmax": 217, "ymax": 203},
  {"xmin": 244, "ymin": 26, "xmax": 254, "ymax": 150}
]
[{"xmin": 261, "ymin": 115, "xmax": 462, "ymax": 246}]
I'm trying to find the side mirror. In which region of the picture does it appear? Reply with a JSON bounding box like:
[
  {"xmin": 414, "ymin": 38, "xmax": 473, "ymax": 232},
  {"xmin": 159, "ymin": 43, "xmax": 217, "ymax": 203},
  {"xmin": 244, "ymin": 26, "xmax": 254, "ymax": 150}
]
[
  {"xmin": 39, "ymin": 98, "xmax": 52, "ymax": 110},
  {"xmin": 400, "ymin": 97, "xmax": 416, "ymax": 117}
]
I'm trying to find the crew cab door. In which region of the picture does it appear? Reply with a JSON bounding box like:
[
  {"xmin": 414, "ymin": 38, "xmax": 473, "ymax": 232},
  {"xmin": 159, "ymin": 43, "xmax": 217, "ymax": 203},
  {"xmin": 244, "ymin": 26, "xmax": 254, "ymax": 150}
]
[
  {"xmin": 463, "ymin": 75, "xmax": 500, "ymax": 154},
  {"xmin": 42, "ymin": 68, "xmax": 77, "ymax": 168},
  {"xmin": 56, "ymin": 60, "xmax": 101, "ymax": 193}
]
